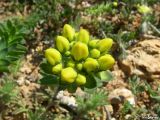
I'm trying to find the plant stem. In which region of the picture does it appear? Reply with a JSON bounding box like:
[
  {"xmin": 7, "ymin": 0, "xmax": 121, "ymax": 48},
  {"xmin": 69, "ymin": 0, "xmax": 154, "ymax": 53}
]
[
  {"xmin": 46, "ymin": 85, "xmax": 60, "ymax": 110},
  {"xmin": 148, "ymin": 22, "xmax": 160, "ymax": 35},
  {"xmin": 53, "ymin": 85, "xmax": 60, "ymax": 100}
]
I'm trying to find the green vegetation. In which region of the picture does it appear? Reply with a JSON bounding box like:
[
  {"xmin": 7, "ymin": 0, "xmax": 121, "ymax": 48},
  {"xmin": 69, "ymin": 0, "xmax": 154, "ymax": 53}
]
[
  {"xmin": 0, "ymin": 0, "xmax": 160, "ymax": 119},
  {"xmin": 0, "ymin": 19, "xmax": 27, "ymax": 72}
]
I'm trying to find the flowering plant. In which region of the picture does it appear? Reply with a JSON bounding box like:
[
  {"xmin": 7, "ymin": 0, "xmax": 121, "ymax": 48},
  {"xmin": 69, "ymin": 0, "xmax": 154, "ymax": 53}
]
[{"xmin": 40, "ymin": 24, "xmax": 115, "ymax": 92}]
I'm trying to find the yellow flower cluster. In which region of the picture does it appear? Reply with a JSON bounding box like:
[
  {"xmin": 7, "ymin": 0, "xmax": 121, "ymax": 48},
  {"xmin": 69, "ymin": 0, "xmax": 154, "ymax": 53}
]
[
  {"xmin": 45, "ymin": 24, "xmax": 115, "ymax": 85},
  {"xmin": 137, "ymin": 4, "xmax": 152, "ymax": 14}
]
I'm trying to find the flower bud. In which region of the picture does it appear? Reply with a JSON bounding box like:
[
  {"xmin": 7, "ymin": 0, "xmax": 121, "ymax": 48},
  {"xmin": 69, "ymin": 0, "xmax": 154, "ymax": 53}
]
[
  {"xmin": 65, "ymin": 51, "xmax": 71, "ymax": 56},
  {"xmin": 61, "ymin": 67, "xmax": 77, "ymax": 83},
  {"xmin": 77, "ymin": 28, "xmax": 90, "ymax": 44},
  {"xmin": 76, "ymin": 63, "xmax": 83, "ymax": 71},
  {"xmin": 56, "ymin": 36, "xmax": 70, "ymax": 53},
  {"xmin": 45, "ymin": 48, "xmax": 61, "ymax": 65},
  {"xmin": 76, "ymin": 74, "xmax": 86, "ymax": 85},
  {"xmin": 113, "ymin": 2, "xmax": 118, "ymax": 7},
  {"xmin": 63, "ymin": 24, "xmax": 75, "ymax": 41},
  {"xmin": 90, "ymin": 49, "xmax": 100, "ymax": 59},
  {"xmin": 70, "ymin": 41, "xmax": 76, "ymax": 47},
  {"xmin": 67, "ymin": 60, "xmax": 75, "ymax": 68},
  {"xmin": 98, "ymin": 54, "xmax": 115, "ymax": 71},
  {"xmin": 83, "ymin": 58, "xmax": 99, "ymax": 72},
  {"xmin": 88, "ymin": 39, "xmax": 99, "ymax": 48},
  {"xmin": 97, "ymin": 38, "xmax": 113, "ymax": 53},
  {"xmin": 52, "ymin": 63, "xmax": 62, "ymax": 74},
  {"xmin": 137, "ymin": 5, "xmax": 151, "ymax": 14},
  {"xmin": 71, "ymin": 42, "xmax": 89, "ymax": 61}
]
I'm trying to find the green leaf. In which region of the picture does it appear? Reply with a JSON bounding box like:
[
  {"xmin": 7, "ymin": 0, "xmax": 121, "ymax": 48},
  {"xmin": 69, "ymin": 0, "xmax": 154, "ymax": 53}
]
[
  {"xmin": 84, "ymin": 73, "xmax": 97, "ymax": 89},
  {"xmin": 121, "ymin": 101, "xmax": 133, "ymax": 114},
  {"xmin": 0, "ymin": 65, "xmax": 9, "ymax": 72},
  {"xmin": 40, "ymin": 61, "xmax": 53, "ymax": 75},
  {"xmin": 8, "ymin": 36, "xmax": 24, "ymax": 46},
  {"xmin": 8, "ymin": 50, "xmax": 26, "ymax": 56},
  {"xmin": 150, "ymin": 95, "xmax": 160, "ymax": 102},
  {"xmin": 3, "ymin": 31, "xmax": 9, "ymax": 43},
  {"xmin": 10, "ymin": 25, "xmax": 16, "ymax": 37},
  {"xmin": 7, "ymin": 56, "xmax": 20, "ymax": 61},
  {"xmin": 0, "ymin": 59, "xmax": 10, "ymax": 66},
  {"xmin": 0, "ymin": 49, "xmax": 7, "ymax": 59},
  {"xmin": 98, "ymin": 70, "xmax": 113, "ymax": 82},
  {"xmin": 7, "ymin": 20, "xmax": 13, "ymax": 32},
  {"xmin": 92, "ymin": 74, "xmax": 103, "ymax": 87},
  {"xmin": 0, "ymin": 19, "xmax": 26, "ymax": 73},
  {"xmin": 84, "ymin": 87, "xmax": 97, "ymax": 93},
  {"xmin": 0, "ymin": 82, "xmax": 15, "ymax": 94},
  {"xmin": 121, "ymin": 32, "xmax": 136, "ymax": 42},
  {"xmin": 16, "ymin": 44, "xmax": 27, "ymax": 51},
  {"xmin": 67, "ymin": 83, "xmax": 78, "ymax": 93},
  {"xmin": 39, "ymin": 75, "xmax": 59, "ymax": 85},
  {"xmin": 136, "ymin": 85, "xmax": 146, "ymax": 93},
  {"xmin": 0, "ymin": 38, "xmax": 7, "ymax": 51},
  {"xmin": 0, "ymin": 23, "xmax": 5, "ymax": 35},
  {"xmin": 13, "ymin": 108, "xmax": 28, "ymax": 115}
]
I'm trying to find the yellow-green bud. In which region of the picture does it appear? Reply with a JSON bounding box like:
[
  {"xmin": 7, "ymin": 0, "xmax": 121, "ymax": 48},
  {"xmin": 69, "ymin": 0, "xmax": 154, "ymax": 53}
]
[
  {"xmin": 88, "ymin": 39, "xmax": 99, "ymax": 48},
  {"xmin": 52, "ymin": 63, "xmax": 62, "ymax": 74},
  {"xmin": 90, "ymin": 49, "xmax": 100, "ymax": 59},
  {"xmin": 137, "ymin": 5, "xmax": 151, "ymax": 14},
  {"xmin": 67, "ymin": 61, "xmax": 75, "ymax": 68},
  {"xmin": 71, "ymin": 42, "xmax": 89, "ymax": 61},
  {"xmin": 56, "ymin": 36, "xmax": 70, "ymax": 53},
  {"xmin": 45, "ymin": 48, "xmax": 61, "ymax": 65},
  {"xmin": 97, "ymin": 38, "xmax": 113, "ymax": 53},
  {"xmin": 61, "ymin": 67, "xmax": 77, "ymax": 83},
  {"xmin": 76, "ymin": 63, "xmax": 83, "ymax": 71},
  {"xmin": 76, "ymin": 74, "xmax": 86, "ymax": 85},
  {"xmin": 98, "ymin": 54, "xmax": 115, "ymax": 71},
  {"xmin": 83, "ymin": 58, "xmax": 99, "ymax": 72},
  {"xmin": 77, "ymin": 28, "xmax": 90, "ymax": 44},
  {"xmin": 63, "ymin": 24, "xmax": 75, "ymax": 41},
  {"xmin": 65, "ymin": 51, "xmax": 71, "ymax": 56},
  {"xmin": 70, "ymin": 41, "xmax": 76, "ymax": 47},
  {"xmin": 113, "ymin": 2, "xmax": 118, "ymax": 7}
]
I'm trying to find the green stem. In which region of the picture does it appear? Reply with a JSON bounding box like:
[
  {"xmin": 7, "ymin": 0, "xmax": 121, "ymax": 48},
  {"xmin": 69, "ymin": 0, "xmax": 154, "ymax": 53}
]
[{"xmin": 148, "ymin": 22, "xmax": 160, "ymax": 35}]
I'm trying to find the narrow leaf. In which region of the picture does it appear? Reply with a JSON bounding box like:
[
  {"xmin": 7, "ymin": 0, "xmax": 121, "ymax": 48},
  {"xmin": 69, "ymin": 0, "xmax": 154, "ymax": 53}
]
[{"xmin": 39, "ymin": 75, "xmax": 59, "ymax": 85}]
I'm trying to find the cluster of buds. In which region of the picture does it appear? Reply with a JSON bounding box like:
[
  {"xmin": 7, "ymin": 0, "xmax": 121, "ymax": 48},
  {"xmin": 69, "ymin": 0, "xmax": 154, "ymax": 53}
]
[
  {"xmin": 44, "ymin": 24, "xmax": 115, "ymax": 86},
  {"xmin": 137, "ymin": 4, "xmax": 152, "ymax": 14}
]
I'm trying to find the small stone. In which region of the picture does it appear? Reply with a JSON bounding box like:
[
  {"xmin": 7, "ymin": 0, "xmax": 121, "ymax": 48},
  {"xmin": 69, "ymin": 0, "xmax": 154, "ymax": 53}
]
[
  {"xmin": 75, "ymin": 87, "xmax": 86, "ymax": 97},
  {"xmin": 119, "ymin": 39, "xmax": 160, "ymax": 81},
  {"xmin": 108, "ymin": 88, "xmax": 135, "ymax": 106},
  {"xmin": 31, "ymin": 49, "xmax": 35, "ymax": 53},
  {"xmin": 25, "ymin": 80, "xmax": 30, "ymax": 86},
  {"xmin": 56, "ymin": 91, "xmax": 77, "ymax": 107},
  {"xmin": 17, "ymin": 76, "xmax": 25, "ymax": 86},
  {"xmin": 111, "ymin": 118, "xmax": 116, "ymax": 120},
  {"xmin": 82, "ymin": 1, "xmax": 91, "ymax": 8},
  {"xmin": 26, "ymin": 54, "xmax": 32, "ymax": 61},
  {"xmin": 125, "ymin": 114, "xmax": 132, "ymax": 120},
  {"xmin": 56, "ymin": 91, "xmax": 64, "ymax": 99},
  {"xmin": 105, "ymin": 105, "xmax": 113, "ymax": 115}
]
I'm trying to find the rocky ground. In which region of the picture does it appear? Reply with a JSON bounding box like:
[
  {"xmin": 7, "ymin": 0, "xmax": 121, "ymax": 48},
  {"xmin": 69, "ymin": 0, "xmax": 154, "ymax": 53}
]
[{"xmin": 0, "ymin": 1, "xmax": 160, "ymax": 120}]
